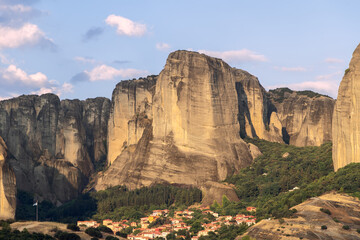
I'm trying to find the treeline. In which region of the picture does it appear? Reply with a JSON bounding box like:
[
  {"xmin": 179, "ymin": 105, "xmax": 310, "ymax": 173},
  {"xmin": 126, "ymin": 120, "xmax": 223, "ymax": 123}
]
[
  {"xmin": 226, "ymin": 138, "xmax": 334, "ymax": 219},
  {"xmin": 92, "ymin": 184, "xmax": 202, "ymax": 221},
  {"xmin": 16, "ymin": 184, "xmax": 202, "ymax": 223}
]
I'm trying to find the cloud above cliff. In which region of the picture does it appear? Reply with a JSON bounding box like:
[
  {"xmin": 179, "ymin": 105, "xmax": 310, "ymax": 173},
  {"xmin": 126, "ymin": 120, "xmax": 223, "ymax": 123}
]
[
  {"xmin": 267, "ymin": 71, "xmax": 342, "ymax": 98},
  {"xmin": 0, "ymin": 64, "xmax": 72, "ymax": 97},
  {"xmin": 198, "ymin": 49, "xmax": 267, "ymax": 63},
  {"xmin": 71, "ymin": 64, "xmax": 149, "ymax": 82},
  {"xmin": 324, "ymin": 58, "xmax": 344, "ymax": 64},
  {"xmin": 106, "ymin": 14, "xmax": 147, "ymax": 37},
  {"xmin": 156, "ymin": 42, "xmax": 171, "ymax": 51}
]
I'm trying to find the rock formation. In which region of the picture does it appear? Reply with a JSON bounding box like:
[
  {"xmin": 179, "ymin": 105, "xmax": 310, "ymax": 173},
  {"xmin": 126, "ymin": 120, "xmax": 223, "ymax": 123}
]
[
  {"xmin": 95, "ymin": 51, "xmax": 254, "ymax": 191},
  {"xmin": 333, "ymin": 44, "xmax": 360, "ymax": 171},
  {"xmin": 0, "ymin": 137, "xmax": 16, "ymax": 220},
  {"xmin": 0, "ymin": 94, "xmax": 110, "ymax": 203},
  {"xmin": 235, "ymin": 69, "xmax": 283, "ymax": 142},
  {"xmin": 269, "ymin": 88, "xmax": 335, "ymax": 146}
]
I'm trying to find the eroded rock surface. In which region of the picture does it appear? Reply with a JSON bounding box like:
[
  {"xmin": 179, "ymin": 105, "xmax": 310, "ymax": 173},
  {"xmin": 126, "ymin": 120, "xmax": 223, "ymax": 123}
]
[
  {"xmin": 333, "ymin": 44, "xmax": 360, "ymax": 171},
  {"xmin": 0, "ymin": 137, "xmax": 16, "ymax": 220},
  {"xmin": 269, "ymin": 88, "xmax": 335, "ymax": 146},
  {"xmin": 96, "ymin": 51, "xmax": 254, "ymax": 192},
  {"xmin": 0, "ymin": 95, "xmax": 110, "ymax": 203}
]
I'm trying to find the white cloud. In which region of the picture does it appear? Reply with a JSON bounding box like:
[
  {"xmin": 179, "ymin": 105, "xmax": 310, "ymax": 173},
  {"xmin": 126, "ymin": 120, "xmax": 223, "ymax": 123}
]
[
  {"xmin": 0, "ymin": 23, "xmax": 54, "ymax": 49},
  {"xmin": 105, "ymin": 14, "xmax": 146, "ymax": 37},
  {"xmin": 71, "ymin": 64, "xmax": 149, "ymax": 82},
  {"xmin": 85, "ymin": 64, "xmax": 149, "ymax": 81},
  {"xmin": 0, "ymin": 4, "xmax": 41, "ymax": 24},
  {"xmin": 274, "ymin": 66, "xmax": 307, "ymax": 72},
  {"xmin": 31, "ymin": 82, "xmax": 73, "ymax": 96},
  {"xmin": 325, "ymin": 58, "xmax": 344, "ymax": 64},
  {"xmin": 267, "ymin": 71, "xmax": 343, "ymax": 98},
  {"xmin": 156, "ymin": 42, "xmax": 171, "ymax": 51},
  {"xmin": 74, "ymin": 56, "xmax": 96, "ymax": 64},
  {"xmin": 198, "ymin": 49, "xmax": 267, "ymax": 63},
  {"xmin": 0, "ymin": 64, "xmax": 72, "ymax": 97}
]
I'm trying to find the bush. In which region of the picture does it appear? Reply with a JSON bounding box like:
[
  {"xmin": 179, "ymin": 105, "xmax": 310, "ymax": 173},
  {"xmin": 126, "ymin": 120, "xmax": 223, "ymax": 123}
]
[
  {"xmin": 90, "ymin": 238, "xmax": 99, "ymax": 240},
  {"xmin": 343, "ymin": 225, "xmax": 350, "ymax": 230},
  {"xmin": 54, "ymin": 230, "xmax": 81, "ymax": 240},
  {"xmin": 105, "ymin": 236, "xmax": 119, "ymax": 240},
  {"xmin": 85, "ymin": 227, "xmax": 103, "ymax": 238},
  {"xmin": 97, "ymin": 225, "xmax": 113, "ymax": 234},
  {"xmin": 320, "ymin": 208, "xmax": 331, "ymax": 215},
  {"xmin": 67, "ymin": 223, "xmax": 80, "ymax": 231},
  {"xmin": 321, "ymin": 225, "xmax": 327, "ymax": 230},
  {"xmin": 116, "ymin": 231, "xmax": 127, "ymax": 238}
]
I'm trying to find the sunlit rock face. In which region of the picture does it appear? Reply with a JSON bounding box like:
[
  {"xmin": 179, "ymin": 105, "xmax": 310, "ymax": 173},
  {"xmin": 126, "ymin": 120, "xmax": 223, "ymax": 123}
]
[
  {"xmin": 333, "ymin": 44, "xmax": 360, "ymax": 171},
  {"xmin": 96, "ymin": 51, "xmax": 254, "ymax": 191},
  {"xmin": 269, "ymin": 88, "xmax": 335, "ymax": 146},
  {"xmin": 0, "ymin": 136, "xmax": 16, "ymax": 220},
  {"xmin": 0, "ymin": 94, "xmax": 110, "ymax": 203}
]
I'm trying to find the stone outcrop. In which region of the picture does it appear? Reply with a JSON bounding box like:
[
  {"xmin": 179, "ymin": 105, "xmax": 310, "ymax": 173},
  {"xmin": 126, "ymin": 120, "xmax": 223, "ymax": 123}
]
[
  {"xmin": 0, "ymin": 94, "xmax": 110, "ymax": 203},
  {"xmin": 0, "ymin": 137, "xmax": 16, "ymax": 220},
  {"xmin": 269, "ymin": 88, "xmax": 335, "ymax": 146},
  {"xmin": 333, "ymin": 44, "xmax": 360, "ymax": 171},
  {"xmin": 95, "ymin": 51, "xmax": 254, "ymax": 191},
  {"xmin": 235, "ymin": 69, "xmax": 283, "ymax": 142}
]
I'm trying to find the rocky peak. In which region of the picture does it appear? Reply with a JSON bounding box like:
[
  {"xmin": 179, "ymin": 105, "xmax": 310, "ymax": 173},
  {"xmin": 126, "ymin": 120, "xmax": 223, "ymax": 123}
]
[{"xmin": 333, "ymin": 43, "xmax": 360, "ymax": 171}]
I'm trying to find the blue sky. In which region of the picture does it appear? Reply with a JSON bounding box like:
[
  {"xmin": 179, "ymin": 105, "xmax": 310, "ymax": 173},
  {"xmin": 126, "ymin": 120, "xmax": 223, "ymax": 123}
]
[{"xmin": 0, "ymin": 0, "xmax": 359, "ymax": 100}]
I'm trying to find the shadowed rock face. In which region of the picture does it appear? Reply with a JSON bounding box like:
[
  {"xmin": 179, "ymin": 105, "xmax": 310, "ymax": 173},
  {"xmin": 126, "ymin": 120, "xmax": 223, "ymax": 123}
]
[
  {"xmin": 333, "ymin": 44, "xmax": 360, "ymax": 171},
  {"xmin": 0, "ymin": 94, "xmax": 110, "ymax": 203},
  {"xmin": 0, "ymin": 137, "xmax": 16, "ymax": 220},
  {"xmin": 269, "ymin": 88, "xmax": 335, "ymax": 146},
  {"xmin": 95, "ymin": 51, "xmax": 254, "ymax": 191}
]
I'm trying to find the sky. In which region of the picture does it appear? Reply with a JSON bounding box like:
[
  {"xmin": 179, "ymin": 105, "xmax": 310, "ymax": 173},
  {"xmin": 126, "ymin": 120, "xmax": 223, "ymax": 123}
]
[{"xmin": 0, "ymin": 0, "xmax": 359, "ymax": 100}]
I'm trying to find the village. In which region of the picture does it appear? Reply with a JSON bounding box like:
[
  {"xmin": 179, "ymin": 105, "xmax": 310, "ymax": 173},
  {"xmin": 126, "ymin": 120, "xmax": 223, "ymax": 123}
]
[{"xmin": 77, "ymin": 206, "xmax": 256, "ymax": 240}]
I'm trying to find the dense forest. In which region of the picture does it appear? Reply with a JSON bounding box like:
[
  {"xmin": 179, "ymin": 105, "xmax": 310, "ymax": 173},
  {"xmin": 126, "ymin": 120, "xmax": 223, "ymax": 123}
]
[{"xmin": 16, "ymin": 185, "xmax": 202, "ymax": 223}]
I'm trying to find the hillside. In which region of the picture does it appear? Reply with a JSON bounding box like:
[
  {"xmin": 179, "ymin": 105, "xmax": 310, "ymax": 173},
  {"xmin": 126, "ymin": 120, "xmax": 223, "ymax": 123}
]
[{"xmin": 240, "ymin": 192, "xmax": 360, "ymax": 240}]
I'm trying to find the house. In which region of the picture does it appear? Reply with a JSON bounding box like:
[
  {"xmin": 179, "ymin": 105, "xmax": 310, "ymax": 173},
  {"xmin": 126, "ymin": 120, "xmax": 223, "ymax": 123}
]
[
  {"xmin": 246, "ymin": 207, "xmax": 257, "ymax": 212},
  {"xmin": 77, "ymin": 220, "xmax": 98, "ymax": 228},
  {"xmin": 131, "ymin": 222, "xmax": 138, "ymax": 227},
  {"xmin": 103, "ymin": 219, "xmax": 113, "ymax": 226}
]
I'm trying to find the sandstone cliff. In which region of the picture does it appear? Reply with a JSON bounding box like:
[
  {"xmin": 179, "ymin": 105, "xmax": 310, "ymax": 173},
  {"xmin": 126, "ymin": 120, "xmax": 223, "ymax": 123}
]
[
  {"xmin": 234, "ymin": 69, "xmax": 283, "ymax": 142},
  {"xmin": 0, "ymin": 95, "xmax": 110, "ymax": 203},
  {"xmin": 269, "ymin": 88, "xmax": 335, "ymax": 146},
  {"xmin": 333, "ymin": 44, "xmax": 360, "ymax": 171},
  {"xmin": 0, "ymin": 137, "xmax": 16, "ymax": 220},
  {"xmin": 95, "ymin": 51, "xmax": 254, "ymax": 192}
]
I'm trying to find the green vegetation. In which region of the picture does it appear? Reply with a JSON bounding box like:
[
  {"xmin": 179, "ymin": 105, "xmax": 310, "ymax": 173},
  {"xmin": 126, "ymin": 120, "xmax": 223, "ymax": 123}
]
[
  {"xmin": 92, "ymin": 184, "xmax": 202, "ymax": 221},
  {"xmin": 343, "ymin": 225, "xmax": 350, "ymax": 230},
  {"xmin": 321, "ymin": 225, "xmax": 327, "ymax": 230},
  {"xmin": 226, "ymin": 138, "xmax": 333, "ymax": 219},
  {"xmin": 105, "ymin": 236, "xmax": 119, "ymax": 240},
  {"xmin": 345, "ymin": 68, "xmax": 350, "ymax": 75},
  {"xmin": 269, "ymin": 87, "xmax": 331, "ymax": 103},
  {"xmin": 66, "ymin": 223, "xmax": 79, "ymax": 231},
  {"xmin": 210, "ymin": 196, "xmax": 247, "ymax": 216},
  {"xmin": 97, "ymin": 225, "xmax": 113, "ymax": 234},
  {"xmin": 0, "ymin": 225, "xmax": 54, "ymax": 240},
  {"xmin": 320, "ymin": 208, "xmax": 331, "ymax": 215},
  {"xmin": 54, "ymin": 230, "xmax": 81, "ymax": 240},
  {"xmin": 197, "ymin": 224, "xmax": 248, "ymax": 240},
  {"xmin": 85, "ymin": 227, "xmax": 102, "ymax": 238}
]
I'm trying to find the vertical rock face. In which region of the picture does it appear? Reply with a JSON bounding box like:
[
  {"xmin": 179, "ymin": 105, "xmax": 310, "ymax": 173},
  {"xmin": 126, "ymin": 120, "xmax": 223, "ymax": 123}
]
[
  {"xmin": 107, "ymin": 77, "xmax": 156, "ymax": 166},
  {"xmin": 269, "ymin": 88, "xmax": 335, "ymax": 146},
  {"xmin": 96, "ymin": 51, "xmax": 253, "ymax": 190},
  {"xmin": 234, "ymin": 69, "xmax": 283, "ymax": 142},
  {"xmin": 0, "ymin": 137, "xmax": 16, "ymax": 220},
  {"xmin": 0, "ymin": 95, "xmax": 110, "ymax": 203},
  {"xmin": 333, "ymin": 44, "xmax": 360, "ymax": 171}
]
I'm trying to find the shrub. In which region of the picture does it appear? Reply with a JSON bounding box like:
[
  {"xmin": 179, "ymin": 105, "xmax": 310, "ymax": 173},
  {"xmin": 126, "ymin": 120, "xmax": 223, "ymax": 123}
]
[
  {"xmin": 357, "ymin": 229, "xmax": 360, "ymax": 234},
  {"xmin": 105, "ymin": 236, "xmax": 119, "ymax": 240},
  {"xmin": 321, "ymin": 225, "xmax": 327, "ymax": 230},
  {"xmin": 85, "ymin": 227, "xmax": 103, "ymax": 238},
  {"xmin": 67, "ymin": 223, "xmax": 80, "ymax": 231},
  {"xmin": 97, "ymin": 225, "xmax": 113, "ymax": 234},
  {"xmin": 116, "ymin": 231, "xmax": 127, "ymax": 238},
  {"xmin": 54, "ymin": 230, "xmax": 80, "ymax": 240},
  {"xmin": 90, "ymin": 238, "xmax": 99, "ymax": 240},
  {"xmin": 333, "ymin": 218, "xmax": 339, "ymax": 222},
  {"xmin": 343, "ymin": 225, "xmax": 350, "ymax": 230},
  {"xmin": 320, "ymin": 208, "xmax": 331, "ymax": 215},
  {"xmin": 345, "ymin": 68, "xmax": 350, "ymax": 75}
]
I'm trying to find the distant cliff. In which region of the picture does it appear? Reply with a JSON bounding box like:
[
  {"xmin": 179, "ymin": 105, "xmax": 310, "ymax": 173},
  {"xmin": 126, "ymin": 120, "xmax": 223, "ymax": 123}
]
[
  {"xmin": 333, "ymin": 44, "xmax": 360, "ymax": 171},
  {"xmin": 0, "ymin": 95, "xmax": 110, "ymax": 203}
]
